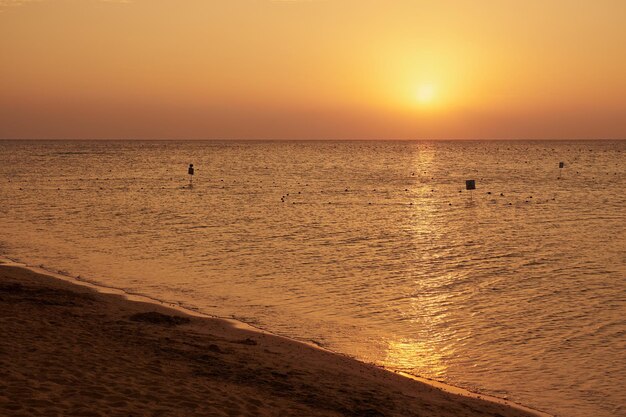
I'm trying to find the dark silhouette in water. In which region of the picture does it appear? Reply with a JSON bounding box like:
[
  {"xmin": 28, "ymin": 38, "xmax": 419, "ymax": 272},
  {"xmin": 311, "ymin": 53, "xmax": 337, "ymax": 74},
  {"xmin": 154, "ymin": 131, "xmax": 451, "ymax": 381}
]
[
  {"xmin": 466, "ymin": 179, "xmax": 476, "ymax": 201},
  {"xmin": 188, "ymin": 164, "xmax": 194, "ymax": 188}
]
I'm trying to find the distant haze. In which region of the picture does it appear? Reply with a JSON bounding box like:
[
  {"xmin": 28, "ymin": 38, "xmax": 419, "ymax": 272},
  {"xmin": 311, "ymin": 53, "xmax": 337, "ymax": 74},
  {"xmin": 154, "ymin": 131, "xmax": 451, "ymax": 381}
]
[{"xmin": 1, "ymin": 0, "xmax": 625, "ymax": 140}]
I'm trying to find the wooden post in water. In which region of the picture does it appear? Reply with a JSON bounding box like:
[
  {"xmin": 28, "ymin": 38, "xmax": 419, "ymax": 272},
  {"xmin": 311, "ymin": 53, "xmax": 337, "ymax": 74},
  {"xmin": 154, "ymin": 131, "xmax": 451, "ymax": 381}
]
[
  {"xmin": 188, "ymin": 164, "xmax": 194, "ymax": 188},
  {"xmin": 558, "ymin": 161, "xmax": 564, "ymax": 179}
]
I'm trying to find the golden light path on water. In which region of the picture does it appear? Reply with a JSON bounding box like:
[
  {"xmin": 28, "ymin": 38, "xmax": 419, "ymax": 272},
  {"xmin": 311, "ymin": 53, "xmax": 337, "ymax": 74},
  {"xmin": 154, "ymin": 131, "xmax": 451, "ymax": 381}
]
[
  {"xmin": 381, "ymin": 145, "xmax": 447, "ymax": 377},
  {"xmin": 385, "ymin": 338, "xmax": 450, "ymax": 378},
  {"xmin": 383, "ymin": 146, "xmax": 456, "ymax": 380}
]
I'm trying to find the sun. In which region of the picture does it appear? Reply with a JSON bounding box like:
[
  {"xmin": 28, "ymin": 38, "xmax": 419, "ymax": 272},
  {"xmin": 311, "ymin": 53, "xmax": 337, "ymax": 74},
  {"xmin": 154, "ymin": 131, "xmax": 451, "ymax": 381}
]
[{"xmin": 416, "ymin": 84, "xmax": 437, "ymax": 105}]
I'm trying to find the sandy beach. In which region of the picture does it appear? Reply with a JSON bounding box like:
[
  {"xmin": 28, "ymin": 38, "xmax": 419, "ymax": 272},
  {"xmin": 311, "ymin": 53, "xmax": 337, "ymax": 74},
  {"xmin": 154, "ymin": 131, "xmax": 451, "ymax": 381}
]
[{"xmin": 0, "ymin": 262, "xmax": 547, "ymax": 417}]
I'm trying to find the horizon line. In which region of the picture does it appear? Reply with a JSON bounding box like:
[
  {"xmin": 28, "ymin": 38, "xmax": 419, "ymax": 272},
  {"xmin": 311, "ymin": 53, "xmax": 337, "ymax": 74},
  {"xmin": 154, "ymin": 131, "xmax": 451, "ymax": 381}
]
[{"xmin": 2, "ymin": 138, "xmax": 625, "ymax": 142}]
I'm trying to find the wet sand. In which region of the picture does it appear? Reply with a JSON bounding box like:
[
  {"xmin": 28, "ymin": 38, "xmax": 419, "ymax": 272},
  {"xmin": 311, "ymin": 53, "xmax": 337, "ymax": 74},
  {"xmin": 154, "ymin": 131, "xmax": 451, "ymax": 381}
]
[{"xmin": 0, "ymin": 263, "xmax": 547, "ymax": 417}]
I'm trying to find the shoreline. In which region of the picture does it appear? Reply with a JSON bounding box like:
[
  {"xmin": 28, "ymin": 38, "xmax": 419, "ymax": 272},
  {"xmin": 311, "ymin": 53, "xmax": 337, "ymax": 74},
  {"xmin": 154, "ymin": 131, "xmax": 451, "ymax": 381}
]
[{"xmin": 0, "ymin": 258, "xmax": 552, "ymax": 417}]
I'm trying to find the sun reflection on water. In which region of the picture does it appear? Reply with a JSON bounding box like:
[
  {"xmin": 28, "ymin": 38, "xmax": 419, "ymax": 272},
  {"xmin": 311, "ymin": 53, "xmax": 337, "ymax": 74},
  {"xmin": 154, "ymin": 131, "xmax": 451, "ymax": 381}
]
[
  {"xmin": 382, "ymin": 147, "xmax": 459, "ymax": 380},
  {"xmin": 382, "ymin": 338, "xmax": 452, "ymax": 379}
]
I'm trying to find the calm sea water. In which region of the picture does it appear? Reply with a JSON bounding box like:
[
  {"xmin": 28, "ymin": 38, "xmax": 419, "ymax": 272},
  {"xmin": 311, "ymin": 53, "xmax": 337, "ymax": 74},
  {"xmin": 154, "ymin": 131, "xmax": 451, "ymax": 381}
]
[{"xmin": 1, "ymin": 140, "xmax": 625, "ymax": 417}]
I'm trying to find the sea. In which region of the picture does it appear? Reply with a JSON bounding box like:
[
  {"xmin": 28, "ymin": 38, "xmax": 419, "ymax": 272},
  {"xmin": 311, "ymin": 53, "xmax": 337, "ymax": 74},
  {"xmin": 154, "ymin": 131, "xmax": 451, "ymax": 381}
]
[{"xmin": 1, "ymin": 140, "xmax": 624, "ymax": 417}]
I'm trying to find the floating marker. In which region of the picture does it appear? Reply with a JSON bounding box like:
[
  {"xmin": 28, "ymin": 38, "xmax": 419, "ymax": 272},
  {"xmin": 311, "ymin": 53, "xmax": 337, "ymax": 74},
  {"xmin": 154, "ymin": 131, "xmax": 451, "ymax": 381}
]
[
  {"xmin": 465, "ymin": 180, "xmax": 476, "ymax": 201},
  {"xmin": 559, "ymin": 162, "xmax": 564, "ymax": 169}
]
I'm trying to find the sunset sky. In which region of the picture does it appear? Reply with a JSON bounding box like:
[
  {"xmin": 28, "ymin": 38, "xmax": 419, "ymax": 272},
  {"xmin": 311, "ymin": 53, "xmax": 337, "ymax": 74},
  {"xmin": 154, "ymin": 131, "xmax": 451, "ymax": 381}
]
[{"xmin": 1, "ymin": 0, "xmax": 625, "ymax": 140}]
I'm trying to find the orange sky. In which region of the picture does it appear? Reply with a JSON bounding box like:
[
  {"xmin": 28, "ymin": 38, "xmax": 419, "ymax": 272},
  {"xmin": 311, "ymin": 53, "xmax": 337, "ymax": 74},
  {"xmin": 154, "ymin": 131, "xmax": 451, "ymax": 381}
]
[{"xmin": 1, "ymin": 0, "xmax": 625, "ymax": 139}]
